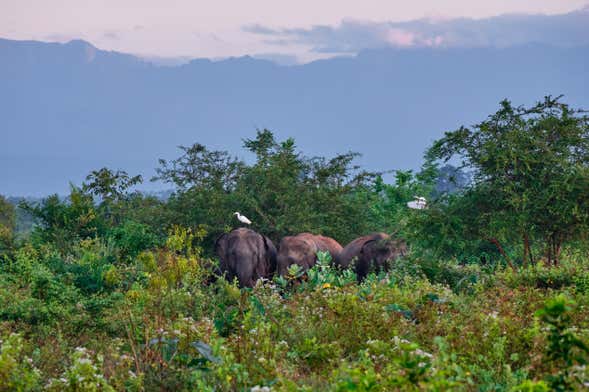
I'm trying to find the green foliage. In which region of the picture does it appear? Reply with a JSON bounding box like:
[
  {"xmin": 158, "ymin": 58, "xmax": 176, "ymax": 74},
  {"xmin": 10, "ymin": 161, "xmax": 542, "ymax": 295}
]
[
  {"xmin": 512, "ymin": 380, "xmax": 550, "ymax": 392},
  {"xmin": 83, "ymin": 167, "xmax": 143, "ymax": 204},
  {"xmin": 107, "ymin": 220, "xmax": 160, "ymax": 261},
  {"xmin": 0, "ymin": 195, "xmax": 16, "ymax": 256},
  {"xmin": 3, "ymin": 97, "xmax": 589, "ymax": 390},
  {"xmin": 2, "ymin": 238, "xmax": 589, "ymax": 390},
  {"xmin": 21, "ymin": 187, "xmax": 103, "ymax": 254},
  {"xmin": 155, "ymin": 129, "xmax": 383, "ymax": 246},
  {"xmin": 427, "ymin": 96, "xmax": 589, "ymax": 265},
  {"xmin": 536, "ymin": 295, "xmax": 589, "ymax": 390},
  {"xmin": 0, "ymin": 195, "xmax": 15, "ymax": 231},
  {"xmin": 0, "ymin": 333, "xmax": 41, "ymax": 391},
  {"xmin": 46, "ymin": 347, "xmax": 114, "ymax": 391}
]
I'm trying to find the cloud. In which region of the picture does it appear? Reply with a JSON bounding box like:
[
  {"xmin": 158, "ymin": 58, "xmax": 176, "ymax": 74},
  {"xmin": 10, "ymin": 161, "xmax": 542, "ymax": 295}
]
[
  {"xmin": 103, "ymin": 31, "xmax": 120, "ymax": 40},
  {"xmin": 243, "ymin": 6, "xmax": 589, "ymax": 53}
]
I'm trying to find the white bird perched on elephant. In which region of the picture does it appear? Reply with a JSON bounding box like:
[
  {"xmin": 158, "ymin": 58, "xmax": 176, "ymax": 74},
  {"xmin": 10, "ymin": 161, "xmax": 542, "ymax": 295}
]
[{"xmin": 234, "ymin": 212, "xmax": 252, "ymax": 225}]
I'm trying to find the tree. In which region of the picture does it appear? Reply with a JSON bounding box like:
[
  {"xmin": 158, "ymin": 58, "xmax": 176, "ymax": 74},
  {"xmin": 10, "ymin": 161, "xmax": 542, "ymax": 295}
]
[
  {"xmin": 155, "ymin": 130, "xmax": 384, "ymax": 247},
  {"xmin": 232, "ymin": 130, "xmax": 383, "ymax": 243},
  {"xmin": 428, "ymin": 96, "xmax": 589, "ymax": 265},
  {"xmin": 152, "ymin": 143, "xmax": 244, "ymax": 191},
  {"xmin": 83, "ymin": 167, "xmax": 143, "ymax": 226},
  {"xmin": 0, "ymin": 195, "xmax": 16, "ymax": 254},
  {"xmin": 20, "ymin": 187, "xmax": 102, "ymax": 254},
  {"xmin": 83, "ymin": 168, "xmax": 143, "ymax": 203}
]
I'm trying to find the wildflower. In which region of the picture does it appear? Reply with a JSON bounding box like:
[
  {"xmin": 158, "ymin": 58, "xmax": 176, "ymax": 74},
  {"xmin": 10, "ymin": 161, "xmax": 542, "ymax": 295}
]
[
  {"xmin": 322, "ymin": 283, "xmax": 331, "ymax": 289},
  {"xmin": 415, "ymin": 348, "xmax": 433, "ymax": 358},
  {"xmin": 251, "ymin": 386, "xmax": 271, "ymax": 392}
]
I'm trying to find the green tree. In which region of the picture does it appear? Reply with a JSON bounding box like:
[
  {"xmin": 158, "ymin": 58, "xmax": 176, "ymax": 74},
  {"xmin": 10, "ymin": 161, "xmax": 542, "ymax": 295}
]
[
  {"xmin": 154, "ymin": 130, "xmax": 383, "ymax": 247},
  {"xmin": 153, "ymin": 143, "xmax": 244, "ymax": 191},
  {"xmin": 428, "ymin": 96, "xmax": 589, "ymax": 265},
  {"xmin": 83, "ymin": 167, "xmax": 143, "ymax": 203},
  {"xmin": 83, "ymin": 167, "xmax": 143, "ymax": 226},
  {"xmin": 0, "ymin": 195, "xmax": 16, "ymax": 254},
  {"xmin": 230, "ymin": 130, "xmax": 382, "ymax": 243},
  {"xmin": 21, "ymin": 187, "xmax": 102, "ymax": 254}
]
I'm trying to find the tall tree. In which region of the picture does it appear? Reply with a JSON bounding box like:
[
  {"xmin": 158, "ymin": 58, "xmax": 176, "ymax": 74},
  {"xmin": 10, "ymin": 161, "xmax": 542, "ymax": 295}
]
[
  {"xmin": 83, "ymin": 167, "xmax": 143, "ymax": 226},
  {"xmin": 428, "ymin": 96, "xmax": 589, "ymax": 265}
]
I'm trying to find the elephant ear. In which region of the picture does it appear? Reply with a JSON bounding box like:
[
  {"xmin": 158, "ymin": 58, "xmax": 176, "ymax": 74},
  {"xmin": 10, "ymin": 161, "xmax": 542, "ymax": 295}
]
[
  {"xmin": 214, "ymin": 233, "xmax": 229, "ymax": 261},
  {"xmin": 262, "ymin": 235, "xmax": 278, "ymax": 275},
  {"xmin": 361, "ymin": 238, "xmax": 389, "ymax": 265},
  {"xmin": 360, "ymin": 239, "xmax": 376, "ymax": 257}
]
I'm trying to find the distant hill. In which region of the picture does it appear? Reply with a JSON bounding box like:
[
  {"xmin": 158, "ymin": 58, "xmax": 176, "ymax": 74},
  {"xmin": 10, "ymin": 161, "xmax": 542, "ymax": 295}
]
[{"xmin": 1, "ymin": 38, "xmax": 588, "ymax": 196}]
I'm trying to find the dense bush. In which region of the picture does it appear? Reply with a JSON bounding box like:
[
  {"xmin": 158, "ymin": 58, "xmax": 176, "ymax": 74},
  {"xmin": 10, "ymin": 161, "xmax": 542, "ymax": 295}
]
[{"xmin": 1, "ymin": 232, "xmax": 588, "ymax": 390}]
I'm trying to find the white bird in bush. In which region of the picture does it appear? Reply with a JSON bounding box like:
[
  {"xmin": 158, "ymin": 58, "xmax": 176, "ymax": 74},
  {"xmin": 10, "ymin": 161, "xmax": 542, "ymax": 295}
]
[
  {"xmin": 407, "ymin": 196, "xmax": 427, "ymax": 210},
  {"xmin": 234, "ymin": 212, "xmax": 252, "ymax": 225}
]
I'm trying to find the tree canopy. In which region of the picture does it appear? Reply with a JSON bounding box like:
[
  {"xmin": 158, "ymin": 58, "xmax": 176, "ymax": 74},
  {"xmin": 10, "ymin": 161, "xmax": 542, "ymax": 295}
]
[{"xmin": 427, "ymin": 96, "xmax": 589, "ymax": 265}]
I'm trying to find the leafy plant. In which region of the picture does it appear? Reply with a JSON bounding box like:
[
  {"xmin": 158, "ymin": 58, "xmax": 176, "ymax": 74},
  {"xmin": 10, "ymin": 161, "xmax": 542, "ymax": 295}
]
[{"xmin": 535, "ymin": 295, "xmax": 589, "ymax": 390}]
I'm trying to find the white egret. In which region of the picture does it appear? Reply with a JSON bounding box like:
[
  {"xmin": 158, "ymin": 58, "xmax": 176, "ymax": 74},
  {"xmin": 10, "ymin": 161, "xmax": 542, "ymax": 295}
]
[
  {"xmin": 407, "ymin": 196, "xmax": 427, "ymax": 210},
  {"xmin": 233, "ymin": 212, "xmax": 252, "ymax": 225}
]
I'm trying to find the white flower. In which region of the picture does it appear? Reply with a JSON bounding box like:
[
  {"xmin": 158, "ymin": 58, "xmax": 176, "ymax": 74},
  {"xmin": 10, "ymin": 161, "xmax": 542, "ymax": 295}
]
[
  {"xmin": 414, "ymin": 348, "xmax": 433, "ymax": 358},
  {"xmin": 251, "ymin": 386, "xmax": 271, "ymax": 392}
]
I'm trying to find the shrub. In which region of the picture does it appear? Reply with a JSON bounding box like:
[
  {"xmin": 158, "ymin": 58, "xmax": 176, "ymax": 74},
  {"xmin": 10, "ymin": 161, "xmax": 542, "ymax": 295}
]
[
  {"xmin": 0, "ymin": 333, "xmax": 41, "ymax": 391},
  {"xmin": 535, "ymin": 295, "xmax": 589, "ymax": 390}
]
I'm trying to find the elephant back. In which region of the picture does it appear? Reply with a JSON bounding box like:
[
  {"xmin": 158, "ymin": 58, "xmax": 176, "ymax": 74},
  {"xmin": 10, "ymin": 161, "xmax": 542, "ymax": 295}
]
[
  {"xmin": 312, "ymin": 235, "xmax": 343, "ymax": 257},
  {"xmin": 277, "ymin": 234, "xmax": 317, "ymax": 275}
]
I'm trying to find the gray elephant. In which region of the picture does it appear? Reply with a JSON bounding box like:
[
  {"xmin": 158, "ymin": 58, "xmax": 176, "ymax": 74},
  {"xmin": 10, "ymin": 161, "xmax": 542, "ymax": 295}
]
[
  {"xmin": 277, "ymin": 233, "xmax": 343, "ymax": 276},
  {"xmin": 214, "ymin": 228, "xmax": 277, "ymax": 287},
  {"xmin": 337, "ymin": 233, "xmax": 407, "ymax": 281}
]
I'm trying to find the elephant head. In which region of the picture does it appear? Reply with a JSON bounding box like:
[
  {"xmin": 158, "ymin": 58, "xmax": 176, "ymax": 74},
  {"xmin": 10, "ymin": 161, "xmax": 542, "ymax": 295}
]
[
  {"xmin": 214, "ymin": 228, "xmax": 277, "ymax": 287},
  {"xmin": 338, "ymin": 233, "xmax": 407, "ymax": 281},
  {"xmin": 357, "ymin": 236, "xmax": 407, "ymax": 281}
]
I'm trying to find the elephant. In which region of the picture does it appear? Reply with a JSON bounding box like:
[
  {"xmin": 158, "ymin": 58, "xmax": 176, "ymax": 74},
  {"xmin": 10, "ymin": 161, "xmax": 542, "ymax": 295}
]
[
  {"xmin": 337, "ymin": 233, "xmax": 407, "ymax": 281},
  {"xmin": 277, "ymin": 233, "xmax": 343, "ymax": 276},
  {"xmin": 214, "ymin": 228, "xmax": 277, "ymax": 287}
]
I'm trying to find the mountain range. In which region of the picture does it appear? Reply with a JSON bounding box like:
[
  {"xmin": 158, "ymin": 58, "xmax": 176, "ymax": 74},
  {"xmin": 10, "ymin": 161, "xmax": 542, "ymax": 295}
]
[{"xmin": 1, "ymin": 37, "xmax": 588, "ymax": 195}]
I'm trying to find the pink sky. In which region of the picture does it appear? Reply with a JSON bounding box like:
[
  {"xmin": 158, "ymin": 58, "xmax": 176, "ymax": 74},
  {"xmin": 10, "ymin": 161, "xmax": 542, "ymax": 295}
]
[{"xmin": 1, "ymin": 0, "xmax": 587, "ymax": 61}]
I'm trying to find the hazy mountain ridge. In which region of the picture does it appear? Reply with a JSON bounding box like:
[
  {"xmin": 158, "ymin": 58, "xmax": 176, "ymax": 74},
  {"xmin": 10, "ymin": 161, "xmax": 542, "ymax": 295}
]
[{"xmin": 1, "ymin": 38, "xmax": 588, "ymax": 196}]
